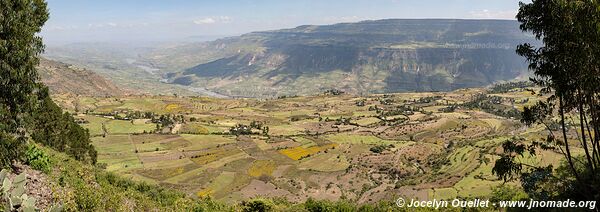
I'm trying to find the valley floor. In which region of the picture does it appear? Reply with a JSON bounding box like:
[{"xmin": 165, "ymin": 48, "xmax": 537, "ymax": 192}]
[{"xmin": 52, "ymin": 87, "xmax": 568, "ymax": 204}]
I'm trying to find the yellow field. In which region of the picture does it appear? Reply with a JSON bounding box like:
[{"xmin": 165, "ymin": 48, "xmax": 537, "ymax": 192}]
[
  {"xmin": 279, "ymin": 143, "xmax": 338, "ymax": 160},
  {"xmin": 190, "ymin": 148, "xmax": 244, "ymax": 165},
  {"xmin": 165, "ymin": 103, "xmax": 180, "ymax": 111},
  {"xmin": 247, "ymin": 160, "xmax": 276, "ymax": 177}
]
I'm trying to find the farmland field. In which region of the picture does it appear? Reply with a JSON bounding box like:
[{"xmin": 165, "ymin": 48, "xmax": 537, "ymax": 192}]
[{"xmin": 54, "ymin": 86, "xmax": 572, "ymax": 204}]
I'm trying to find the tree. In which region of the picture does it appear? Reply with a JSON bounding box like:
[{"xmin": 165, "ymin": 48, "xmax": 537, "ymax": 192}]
[
  {"xmin": 24, "ymin": 70, "xmax": 98, "ymax": 164},
  {"xmin": 0, "ymin": 0, "xmax": 49, "ymax": 167},
  {"xmin": 493, "ymin": 0, "xmax": 600, "ymax": 202},
  {"xmin": 0, "ymin": 0, "xmax": 96, "ymax": 166}
]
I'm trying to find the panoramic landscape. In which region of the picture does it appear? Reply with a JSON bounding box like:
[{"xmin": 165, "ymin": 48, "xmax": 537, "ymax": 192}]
[{"xmin": 2, "ymin": 0, "xmax": 600, "ymax": 211}]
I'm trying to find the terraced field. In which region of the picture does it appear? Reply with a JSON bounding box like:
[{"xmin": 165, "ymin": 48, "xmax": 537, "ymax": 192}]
[
  {"xmin": 55, "ymin": 86, "xmax": 572, "ymax": 204},
  {"xmin": 279, "ymin": 143, "xmax": 338, "ymax": 160}
]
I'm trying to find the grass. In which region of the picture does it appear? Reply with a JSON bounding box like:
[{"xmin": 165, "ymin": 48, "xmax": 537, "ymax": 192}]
[
  {"xmin": 134, "ymin": 140, "xmax": 165, "ymax": 152},
  {"xmin": 92, "ymin": 135, "xmax": 134, "ymax": 153},
  {"xmin": 269, "ymin": 124, "xmax": 305, "ymax": 136},
  {"xmin": 352, "ymin": 117, "xmax": 381, "ymax": 126},
  {"xmin": 450, "ymin": 154, "xmax": 508, "ymax": 198},
  {"xmin": 293, "ymin": 136, "xmax": 317, "ymax": 148},
  {"xmin": 453, "ymin": 170, "xmax": 503, "ymax": 198},
  {"xmin": 439, "ymin": 146, "xmax": 480, "ymax": 176},
  {"xmin": 105, "ymin": 119, "xmax": 156, "ymax": 134},
  {"xmin": 474, "ymin": 137, "xmax": 511, "ymax": 148},
  {"xmin": 92, "ymin": 135, "xmax": 142, "ymax": 172},
  {"xmin": 79, "ymin": 115, "xmax": 109, "ymax": 136},
  {"xmin": 103, "ymin": 153, "xmax": 143, "ymax": 172}
]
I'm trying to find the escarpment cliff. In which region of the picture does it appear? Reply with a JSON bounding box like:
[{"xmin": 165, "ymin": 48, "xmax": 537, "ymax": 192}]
[{"xmin": 156, "ymin": 19, "xmax": 534, "ymax": 97}]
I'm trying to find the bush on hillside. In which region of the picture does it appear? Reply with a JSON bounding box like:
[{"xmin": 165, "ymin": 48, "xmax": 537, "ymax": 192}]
[{"xmin": 25, "ymin": 145, "xmax": 51, "ymax": 173}]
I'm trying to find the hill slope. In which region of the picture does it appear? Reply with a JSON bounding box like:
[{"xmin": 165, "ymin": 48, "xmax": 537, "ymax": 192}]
[
  {"xmin": 37, "ymin": 58, "xmax": 126, "ymax": 96},
  {"xmin": 159, "ymin": 19, "xmax": 536, "ymax": 98},
  {"xmin": 11, "ymin": 145, "xmax": 400, "ymax": 211}
]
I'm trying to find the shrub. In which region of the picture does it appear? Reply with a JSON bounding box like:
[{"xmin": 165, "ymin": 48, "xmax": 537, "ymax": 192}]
[
  {"xmin": 258, "ymin": 174, "xmax": 274, "ymax": 183},
  {"xmin": 73, "ymin": 181, "xmax": 100, "ymax": 211},
  {"xmin": 304, "ymin": 198, "xmax": 334, "ymax": 211},
  {"xmin": 303, "ymin": 198, "xmax": 363, "ymax": 211},
  {"xmin": 241, "ymin": 198, "xmax": 275, "ymax": 212},
  {"xmin": 24, "ymin": 145, "xmax": 51, "ymax": 173},
  {"xmin": 0, "ymin": 132, "xmax": 22, "ymax": 169},
  {"xmin": 369, "ymin": 144, "xmax": 393, "ymax": 154}
]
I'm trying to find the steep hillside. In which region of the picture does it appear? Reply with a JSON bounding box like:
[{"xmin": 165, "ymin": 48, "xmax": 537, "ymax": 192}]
[
  {"xmin": 7, "ymin": 145, "xmax": 401, "ymax": 211},
  {"xmin": 160, "ymin": 19, "xmax": 536, "ymax": 98},
  {"xmin": 37, "ymin": 58, "xmax": 126, "ymax": 96}
]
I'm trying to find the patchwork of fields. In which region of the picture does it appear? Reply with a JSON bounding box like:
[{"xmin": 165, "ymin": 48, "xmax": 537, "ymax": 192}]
[{"xmin": 53, "ymin": 87, "xmax": 572, "ymax": 204}]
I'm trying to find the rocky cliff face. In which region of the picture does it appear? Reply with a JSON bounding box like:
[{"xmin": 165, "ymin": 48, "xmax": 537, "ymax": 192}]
[{"xmin": 164, "ymin": 19, "xmax": 535, "ymax": 97}]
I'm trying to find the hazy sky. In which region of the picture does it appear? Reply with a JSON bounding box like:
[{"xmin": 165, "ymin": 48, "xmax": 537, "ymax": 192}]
[{"xmin": 41, "ymin": 0, "xmax": 526, "ymax": 45}]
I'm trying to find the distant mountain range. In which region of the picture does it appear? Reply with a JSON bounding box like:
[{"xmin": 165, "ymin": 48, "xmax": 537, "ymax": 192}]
[
  {"xmin": 43, "ymin": 19, "xmax": 537, "ymax": 98},
  {"xmin": 150, "ymin": 19, "xmax": 536, "ymax": 98},
  {"xmin": 37, "ymin": 58, "xmax": 126, "ymax": 96}
]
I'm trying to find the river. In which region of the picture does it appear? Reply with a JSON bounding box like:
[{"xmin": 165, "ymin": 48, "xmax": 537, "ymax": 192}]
[{"xmin": 128, "ymin": 59, "xmax": 230, "ymax": 98}]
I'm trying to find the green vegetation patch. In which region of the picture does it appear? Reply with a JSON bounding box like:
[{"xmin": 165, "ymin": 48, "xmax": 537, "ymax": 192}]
[
  {"xmin": 79, "ymin": 115, "xmax": 110, "ymax": 136},
  {"xmin": 439, "ymin": 146, "xmax": 480, "ymax": 177},
  {"xmin": 105, "ymin": 119, "xmax": 156, "ymax": 134},
  {"xmin": 92, "ymin": 135, "xmax": 142, "ymax": 172}
]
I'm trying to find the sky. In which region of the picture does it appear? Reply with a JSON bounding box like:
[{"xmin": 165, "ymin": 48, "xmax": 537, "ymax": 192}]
[{"xmin": 41, "ymin": 0, "xmax": 526, "ymax": 46}]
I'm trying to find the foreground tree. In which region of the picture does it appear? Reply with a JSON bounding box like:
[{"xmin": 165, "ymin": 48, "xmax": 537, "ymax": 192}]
[
  {"xmin": 0, "ymin": 0, "xmax": 49, "ymax": 167},
  {"xmin": 493, "ymin": 0, "xmax": 600, "ymax": 202},
  {"xmin": 0, "ymin": 0, "xmax": 96, "ymax": 167}
]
